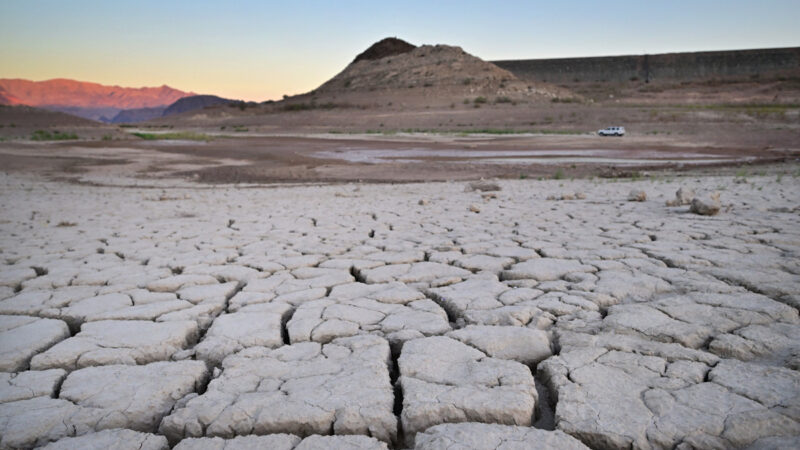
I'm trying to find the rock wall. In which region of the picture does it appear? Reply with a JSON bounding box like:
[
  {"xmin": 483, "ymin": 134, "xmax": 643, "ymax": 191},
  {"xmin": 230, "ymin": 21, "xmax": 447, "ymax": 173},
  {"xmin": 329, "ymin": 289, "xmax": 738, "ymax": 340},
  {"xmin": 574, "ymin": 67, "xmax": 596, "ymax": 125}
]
[{"xmin": 493, "ymin": 47, "xmax": 800, "ymax": 83}]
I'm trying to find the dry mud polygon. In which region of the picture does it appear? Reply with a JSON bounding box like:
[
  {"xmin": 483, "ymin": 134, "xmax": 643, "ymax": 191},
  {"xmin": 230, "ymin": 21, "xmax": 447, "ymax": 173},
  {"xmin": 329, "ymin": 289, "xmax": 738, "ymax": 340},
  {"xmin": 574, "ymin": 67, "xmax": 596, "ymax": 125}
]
[{"xmin": 0, "ymin": 171, "xmax": 798, "ymax": 449}]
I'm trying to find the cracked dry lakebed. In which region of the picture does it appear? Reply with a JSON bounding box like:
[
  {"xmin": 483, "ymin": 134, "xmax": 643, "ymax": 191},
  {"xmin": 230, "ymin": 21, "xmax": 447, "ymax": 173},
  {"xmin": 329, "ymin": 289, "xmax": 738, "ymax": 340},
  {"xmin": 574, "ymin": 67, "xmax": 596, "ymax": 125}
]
[{"xmin": 0, "ymin": 168, "xmax": 799, "ymax": 450}]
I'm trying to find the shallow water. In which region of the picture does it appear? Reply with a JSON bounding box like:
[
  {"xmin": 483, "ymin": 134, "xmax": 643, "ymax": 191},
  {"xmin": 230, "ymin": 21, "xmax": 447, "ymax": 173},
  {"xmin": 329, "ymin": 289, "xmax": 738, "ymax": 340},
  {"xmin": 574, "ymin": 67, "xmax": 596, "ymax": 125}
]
[{"xmin": 312, "ymin": 147, "xmax": 746, "ymax": 165}]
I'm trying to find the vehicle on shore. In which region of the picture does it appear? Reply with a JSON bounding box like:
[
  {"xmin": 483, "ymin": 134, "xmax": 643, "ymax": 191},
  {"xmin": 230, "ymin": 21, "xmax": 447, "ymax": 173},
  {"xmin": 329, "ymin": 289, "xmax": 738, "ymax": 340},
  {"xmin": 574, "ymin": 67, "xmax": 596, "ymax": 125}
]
[{"xmin": 598, "ymin": 126, "xmax": 625, "ymax": 136}]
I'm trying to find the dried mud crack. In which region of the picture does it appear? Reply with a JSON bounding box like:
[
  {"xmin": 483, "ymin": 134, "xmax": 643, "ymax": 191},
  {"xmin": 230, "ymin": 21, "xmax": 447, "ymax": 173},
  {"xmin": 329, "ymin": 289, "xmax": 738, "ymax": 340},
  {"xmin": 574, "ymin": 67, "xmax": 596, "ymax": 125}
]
[{"xmin": 0, "ymin": 168, "xmax": 799, "ymax": 449}]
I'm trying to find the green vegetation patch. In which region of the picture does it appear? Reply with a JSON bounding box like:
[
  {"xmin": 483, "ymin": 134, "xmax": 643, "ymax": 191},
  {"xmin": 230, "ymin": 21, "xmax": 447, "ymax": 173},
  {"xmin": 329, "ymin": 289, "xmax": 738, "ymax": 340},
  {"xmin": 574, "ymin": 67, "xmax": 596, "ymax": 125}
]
[
  {"xmin": 282, "ymin": 102, "xmax": 342, "ymax": 112},
  {"xmin": 31, "ymin": 130, "xmax": 78, "ymax": 141},
  {"xmin": 132, "ymin": 131, "xmax": 212, "ymax": 141},
  {"xmin": 329, "ymin": 128, "xmax": 587, "ymax": 136}
]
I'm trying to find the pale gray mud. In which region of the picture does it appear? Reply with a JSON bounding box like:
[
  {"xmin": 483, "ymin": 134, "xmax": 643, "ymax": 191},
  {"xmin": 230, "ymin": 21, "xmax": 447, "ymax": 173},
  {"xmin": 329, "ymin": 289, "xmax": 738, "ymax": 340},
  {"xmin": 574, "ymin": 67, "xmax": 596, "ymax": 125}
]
[{"xmin": 0, "ymin": 165, "xmax": 798, "ymax": 449}]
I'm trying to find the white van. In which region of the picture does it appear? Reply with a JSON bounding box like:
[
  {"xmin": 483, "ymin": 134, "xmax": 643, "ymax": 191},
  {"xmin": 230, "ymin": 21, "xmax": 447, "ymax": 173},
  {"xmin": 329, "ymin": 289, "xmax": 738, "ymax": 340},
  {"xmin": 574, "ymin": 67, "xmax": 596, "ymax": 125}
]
[{"xmin": 598, "ymin": 126, "xmax": 625, "ymax": 136}]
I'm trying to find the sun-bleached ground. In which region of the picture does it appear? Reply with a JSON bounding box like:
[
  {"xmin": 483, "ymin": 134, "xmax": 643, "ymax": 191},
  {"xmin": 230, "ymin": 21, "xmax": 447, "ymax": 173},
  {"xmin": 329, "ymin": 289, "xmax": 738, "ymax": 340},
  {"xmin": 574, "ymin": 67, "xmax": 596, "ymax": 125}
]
[{"xmin": 0, "ymin": 167, "xmax": 798, "ymax": 449}]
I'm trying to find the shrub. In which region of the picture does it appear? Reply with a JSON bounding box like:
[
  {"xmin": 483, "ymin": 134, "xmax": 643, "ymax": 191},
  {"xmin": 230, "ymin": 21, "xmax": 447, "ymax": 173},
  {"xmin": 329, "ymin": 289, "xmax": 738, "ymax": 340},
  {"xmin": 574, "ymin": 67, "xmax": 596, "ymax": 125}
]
[
  {"xmin": 132, "ymin": 132, "xmax": 211, "ymax": 141},
  {"xmin": 31, "ymin": 130, "xmax": 78, "ymax": 141},
  {"xmin": 282, "ymin": 102, "xmax": 339, "ymax": 112},
  {"xmin": 473, "ymin": 97, "xmax": 487, "ymax": 105}
]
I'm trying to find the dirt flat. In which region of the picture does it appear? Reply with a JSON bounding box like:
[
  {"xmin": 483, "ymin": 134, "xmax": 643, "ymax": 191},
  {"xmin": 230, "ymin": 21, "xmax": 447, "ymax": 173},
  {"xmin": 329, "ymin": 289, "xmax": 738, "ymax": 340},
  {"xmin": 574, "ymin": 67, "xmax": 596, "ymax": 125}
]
[{"xmin": 0, "ymin": 130, "xmax": 795, "ymax": 186}]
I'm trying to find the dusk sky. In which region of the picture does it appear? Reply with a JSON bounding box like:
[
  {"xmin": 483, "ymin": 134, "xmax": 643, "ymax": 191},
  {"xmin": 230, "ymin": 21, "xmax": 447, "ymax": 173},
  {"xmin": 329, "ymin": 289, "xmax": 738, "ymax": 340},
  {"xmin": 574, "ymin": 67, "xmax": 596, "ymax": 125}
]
[{"xmin": 1, "ymin": 0, "xmax": 798, "ymax": 102}]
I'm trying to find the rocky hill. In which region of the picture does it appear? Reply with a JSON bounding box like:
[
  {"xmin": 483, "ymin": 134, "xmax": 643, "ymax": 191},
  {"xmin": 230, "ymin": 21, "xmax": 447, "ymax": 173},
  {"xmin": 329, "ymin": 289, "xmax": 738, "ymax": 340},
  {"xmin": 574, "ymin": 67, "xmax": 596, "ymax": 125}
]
[
  {"xmin": 0, "ymin": 78, "xmax": 194, "ymax": 121},
  {"xmin": 305, "ymin": 38, "xmax": 572, "ymax": 104},
  {"xmin": 110, "ymin": 106, "xmax": 167, "ymax": 124},
  {"xmin": 0, "ymin": 105, "xmax": 121, "ymax": 140},
  {"xmin": 162, "ymin": 95, "xmax": 235, "ymax": 117},
  {"xmin": 0, "ymin": 78, "xmax": 192, "ymax": 108}
]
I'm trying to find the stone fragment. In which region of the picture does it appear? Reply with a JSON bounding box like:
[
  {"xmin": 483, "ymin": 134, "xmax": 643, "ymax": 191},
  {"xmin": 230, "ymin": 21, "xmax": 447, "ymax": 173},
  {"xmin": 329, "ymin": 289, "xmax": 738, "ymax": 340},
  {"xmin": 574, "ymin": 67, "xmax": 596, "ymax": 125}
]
[
  {"xmin": 160, "ymin": 336, "xmax": 396, "ymax": 445},
  {"xmin": 666, "ymin": 186, "xmax": 695, "ymax": 206},
  {"xmin": 690, "ymin": 192, "xmax": 721, "ymax": 215},
  {"xmin": 628, "ymin": 189, "xmax": 647, "ymax": 201},
  {"xmin": 0, "ymin": 315, "xmax": 69, "ymax": 372},
  {"xmin": 465, "ymin": 180, "xmax": 501, "ymax": 192},
  {"xmin": 546, "ymin": 192, "xmax": 585, "ymax": 200},
  {"xmin": 398, "ymin": 336, "xmax": 537, "ymax": 446},
  {"xmin": 414, "ymin": 422, "xmax": 590, "ymax": 450},
  {"xmin": 30, "ymin": 320, "xmax": 198, "ymax": 370}
]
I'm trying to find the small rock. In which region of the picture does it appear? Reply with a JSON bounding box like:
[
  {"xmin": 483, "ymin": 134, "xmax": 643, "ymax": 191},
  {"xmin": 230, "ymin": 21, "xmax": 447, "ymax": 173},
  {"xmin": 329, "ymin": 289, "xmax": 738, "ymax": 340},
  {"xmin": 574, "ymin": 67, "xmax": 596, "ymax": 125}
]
[
  {"xmin": 690, "ymin": 193, "xmax": 721, "ymax": 216},
  {"xmin": 547, "ymin": 192, "xmax": 585, "ymax": 201},
  {"xmin": 418, "ymin": 199, "xmax": 429, "ymax": 205},
  {"xmin": 465, "ymin": 180, "xmax": 501, "ymax": 192},
  {"xmin": 469, "ymin": 204, "xmax": 481, "ymax": 213},
  {"xmin": 628, "ymin": 189, "xmax": 647, "ymax": 202},
  {"xmin": 481, "ymin": 192, "xmax": 497, "ymax": 200},
  {"xmin": 666, "ymin": 187, "xmax": 694, "ymax": 206}
]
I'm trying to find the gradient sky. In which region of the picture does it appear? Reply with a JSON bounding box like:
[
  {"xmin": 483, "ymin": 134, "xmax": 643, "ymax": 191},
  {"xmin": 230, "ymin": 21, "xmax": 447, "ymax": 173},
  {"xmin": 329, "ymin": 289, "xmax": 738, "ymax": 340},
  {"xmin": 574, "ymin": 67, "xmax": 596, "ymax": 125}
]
[{"xmin": 1, "ymin": 0, "xmax": 798, "ymax": 102}]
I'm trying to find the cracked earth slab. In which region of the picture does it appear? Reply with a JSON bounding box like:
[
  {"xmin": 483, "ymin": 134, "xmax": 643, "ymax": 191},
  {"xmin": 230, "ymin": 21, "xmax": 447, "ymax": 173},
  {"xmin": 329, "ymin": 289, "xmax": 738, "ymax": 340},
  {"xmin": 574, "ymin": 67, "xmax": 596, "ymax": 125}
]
[
  {"xmin": 413, "ymin": 422, "xmax": 590, "ymax": 449},
  {"xmin": 172, "ymin": 434, "xmax": 388, "ymax": 450},
  {"xmin": 287, "ymin": 282, "xmax": 451, "ymax": 347},
  {"xmin": 194, "ymin": 303, "xmax": 291, "ymax": 366},
  {"xmin": 38, "ymin": 428, "xmax": 169, "ymax": 450},
  {"xmin": 539, "ymin": 333, "xmax": 800, "ymax": 449},
  {"xmin": 30, "ymin": 319, "xmax": 199, "ymax": 370},
  {"xmin": 160, "ymin": 335, "xmax": 396, "ymax": 445},
  {"xmin": 0, "ymin": 361, "xmax": 207, "ymax": 449},
  {"xmin": 0, "ymin": 315, "xmax": 69, "ymax": 372},
  {"xmin": 398, "ymin": 336, "xmax": 538, "ymax": 446},
  {"xmin": 0, "ymin": 369, "xmax": 66, "ymax": 403}
]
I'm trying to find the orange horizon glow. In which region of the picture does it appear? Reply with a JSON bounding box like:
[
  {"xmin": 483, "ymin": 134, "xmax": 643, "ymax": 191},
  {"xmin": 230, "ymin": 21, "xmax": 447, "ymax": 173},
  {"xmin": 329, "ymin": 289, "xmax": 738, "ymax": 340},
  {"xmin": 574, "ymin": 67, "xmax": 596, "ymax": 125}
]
[{"xmin": 2, "ymin": 1, "xmax": 798, "ymax": 103}]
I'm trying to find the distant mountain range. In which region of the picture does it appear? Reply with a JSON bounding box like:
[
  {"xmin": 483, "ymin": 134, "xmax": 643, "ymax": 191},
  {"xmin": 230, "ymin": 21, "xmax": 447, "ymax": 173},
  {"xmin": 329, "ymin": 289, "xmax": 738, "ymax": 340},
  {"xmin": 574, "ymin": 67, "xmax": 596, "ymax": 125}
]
[{"xmin": 0, "ymin": 78, "xmax": 236, "ymax": 123}]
